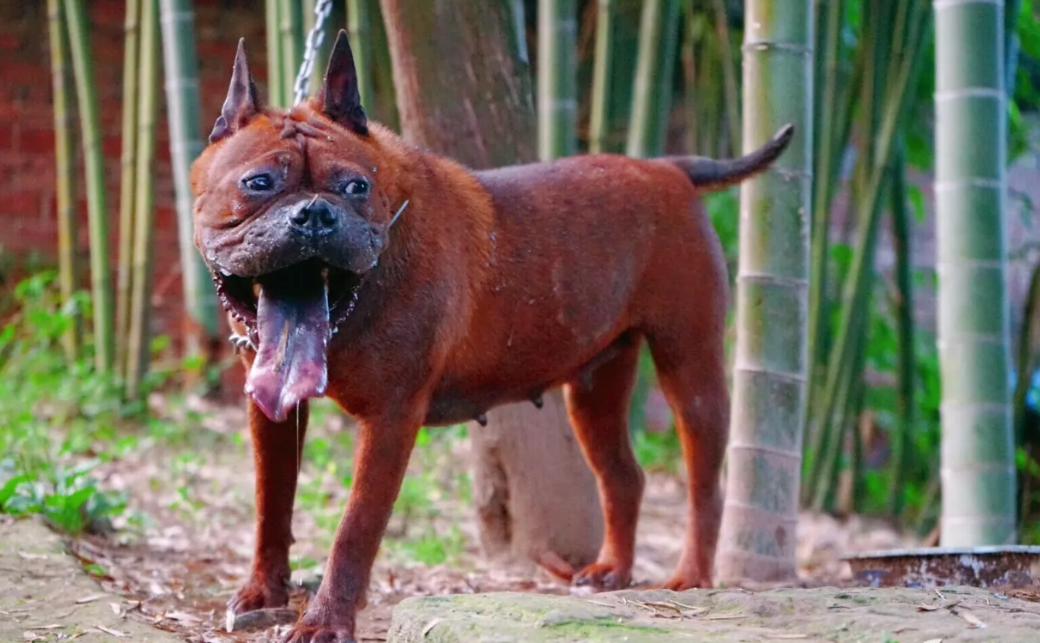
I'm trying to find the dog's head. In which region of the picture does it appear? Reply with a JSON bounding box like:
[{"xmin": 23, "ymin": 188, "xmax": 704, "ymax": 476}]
[{"xmin": 190, "ymin": 31, "xmax": 402, "ymax": 422}]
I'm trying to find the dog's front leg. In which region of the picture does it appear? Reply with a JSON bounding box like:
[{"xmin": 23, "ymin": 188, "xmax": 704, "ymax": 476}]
[
  {"xmin": 283, "ymin": 411, "xmax": 421, "ymax": 643},
  {"xmin": 229, "ymin": 399, "xmax": 309, "ymax": 617}
]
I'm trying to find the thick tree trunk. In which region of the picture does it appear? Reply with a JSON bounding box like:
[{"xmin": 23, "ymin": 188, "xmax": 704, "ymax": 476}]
[{"xmin": 379, "ymin": 0, "xmax": 602, "ymax": 571}]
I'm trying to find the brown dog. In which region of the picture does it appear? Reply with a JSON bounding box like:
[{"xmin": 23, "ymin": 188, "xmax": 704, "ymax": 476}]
[{"xmin": 192, "ymin": 31, "xmax": 791, "ymax": 643}]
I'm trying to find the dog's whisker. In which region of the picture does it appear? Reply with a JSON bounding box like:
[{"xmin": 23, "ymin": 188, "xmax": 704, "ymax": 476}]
[{"xmin": 388, "ymin": 199, "xmax": 409, "ymax": 229}]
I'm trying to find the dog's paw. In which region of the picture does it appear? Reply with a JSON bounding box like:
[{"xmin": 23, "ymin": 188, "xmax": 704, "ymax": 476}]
[
  {"xmin": 227, "ymin": 579, "xmax": 289, "ymax": 616},
  {"xmin": 572, "ymin": 561, "xmax": 632, "ymax": 591}
]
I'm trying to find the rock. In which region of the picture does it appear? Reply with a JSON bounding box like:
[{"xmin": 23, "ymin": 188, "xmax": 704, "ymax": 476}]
[{"xmin": 388, "ymin": 585, "xmax": 1040, "ymax": 642}]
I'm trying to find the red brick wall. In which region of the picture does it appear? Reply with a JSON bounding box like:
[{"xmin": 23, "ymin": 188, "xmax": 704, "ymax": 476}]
[{"xmin": 0, "ymin": 1, "xmax": 266, "ymax": 345}]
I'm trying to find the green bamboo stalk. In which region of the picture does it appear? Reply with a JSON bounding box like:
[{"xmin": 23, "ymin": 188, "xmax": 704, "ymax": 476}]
[
  {"xmin": 159, "ymin": 0, "xmax": 219, "ymax": 360},
  {"xmin": 125, "ymin": 0, "xmax": 160, "ymax": 400},
  {"xmin": 63, "ymin": 0, "xmax": 114, "ymax": 373},
  {"xmin": 1006, "ymin": 0, "xmax": 1021, "ymax": 95},
  {"xmin": 280, "ymin": 0, "xmax": 303, "ymax": 106},
  {"xmin": 265, "ymin": 0, "xmax": 284, "ymax": 107},
  {"xmin": 887, "ymin": 141, "xmax": 915, "ymax": 517},
  {"xmin": 694, "ymin": 20, "xmax": 722, "ymax": 157},
  {"xmin": 711, "ymin": 0, "xmax": 739, "ymax": 156},
  {"xmin": 813, "ymin": 267, "xmax": 872, "ymax": 512},
  {"xmin": 367, "ymin": 0, "xmax": 399, "ymax": 128},
  {"xmin": 625, "ymin": 0, "xmax": 680, "ymax": 158},
  {"xmin": 538, "ymin": 0, "xmax": 578, "ymax": 159},
  {"xmin": 680, "ymin": 1, "xmax": 698, "ymax": 154},
  {"xmin": 346, "ymin": 0, "xmax": 373, "ymax": 109},
  {"xmin": 116, "ymin": 0, "xmax": 141, "ymax": 381},
  {"xmin": 587, "ymin": 0, "xmax": 613, "ymax": 154},
  {"xmin": 936, "ymin": 0, "xmax": 1015, "ymax": 545},
  {"xmin": 47, "ymin": 0, "xmax": 81, "ymax": 362},
  {"xmin": 715, "ymin": 0, "xmax": 813, "ymax": 583},
  {"xmin": 1013, "ymin": 262, "xmax": 1040, "ymax": 444},
  {"xmin": 804, "ymin": 0, "xmax": 845, "ymax": 437},
  {"xmin": 805, "ymin": 3, "xmax": 931, "ymax": 499}
]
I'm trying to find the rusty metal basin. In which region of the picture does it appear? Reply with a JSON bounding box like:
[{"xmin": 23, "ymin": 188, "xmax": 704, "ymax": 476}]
[{"xmin": 843, "ymin": 546, "xmax": 1040, "ymax": 589}]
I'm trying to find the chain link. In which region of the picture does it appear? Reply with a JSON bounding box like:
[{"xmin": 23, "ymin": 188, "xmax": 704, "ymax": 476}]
[{"xmin": 293, "ymin": 0, "xmax": 335, "ymax": 106}]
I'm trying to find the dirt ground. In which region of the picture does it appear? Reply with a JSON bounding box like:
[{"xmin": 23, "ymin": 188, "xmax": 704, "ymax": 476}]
[{"xmin": 6, "ymin": 395, "xmax": 1038, "ymax": 642}]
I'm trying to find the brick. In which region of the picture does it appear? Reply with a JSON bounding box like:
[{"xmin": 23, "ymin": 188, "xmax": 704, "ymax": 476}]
[
  {"xmin": 3, "ymin": 190, "xmax": 41, "ymax": 216},
  {"xmin": 0, "ymin": 34, "xmax": 20, "ymax": 50},
  {"xmin": 18, "ymin": 127, "xmax": 55, "ymax": 154}
]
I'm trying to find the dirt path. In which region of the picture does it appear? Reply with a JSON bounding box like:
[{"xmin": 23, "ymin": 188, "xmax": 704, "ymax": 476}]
[
  {"xmin": 0, "ymin": 517, "xmax": 181, "ymax": 642},
  {"xmin": 5, "ymin": 396, "xmax": 979, "ymax": 642}
]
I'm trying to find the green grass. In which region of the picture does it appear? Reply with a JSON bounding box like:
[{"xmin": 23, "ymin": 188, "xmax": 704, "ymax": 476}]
[{"xmin": 0, "ymin": 272, "xmax": 130, "ymax": 534}]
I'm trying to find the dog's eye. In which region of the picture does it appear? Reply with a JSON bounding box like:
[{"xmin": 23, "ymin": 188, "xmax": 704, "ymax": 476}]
[
  {"xmin": 242, "ymin": 174, "xmax": 275, "ymax": 192},
  {"xmin": 340, "ymin": 179, "xmax": 370, "ymax": 196}
]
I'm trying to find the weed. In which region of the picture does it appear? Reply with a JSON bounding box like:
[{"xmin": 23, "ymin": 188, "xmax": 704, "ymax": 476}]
[{"xmin": 0, "ymin": 272, "xmax": 129, "ymax": 535}]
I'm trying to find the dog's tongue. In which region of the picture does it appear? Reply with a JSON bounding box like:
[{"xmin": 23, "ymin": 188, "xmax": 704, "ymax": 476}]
[{"xmin": 245, "ymin": 270, "xmax": 329, "ymax": 423}]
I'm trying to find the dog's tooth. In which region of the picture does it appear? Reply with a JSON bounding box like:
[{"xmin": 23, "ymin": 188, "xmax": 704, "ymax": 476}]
[{"xmin": 220, "ymin": 268, "xmax": 233, "ymax": 277}]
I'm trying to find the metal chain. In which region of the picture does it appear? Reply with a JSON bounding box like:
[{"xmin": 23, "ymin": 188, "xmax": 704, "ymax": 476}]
[{"xmin": 293, "ymin": 0, "xmax": 335, "ymax": 106}]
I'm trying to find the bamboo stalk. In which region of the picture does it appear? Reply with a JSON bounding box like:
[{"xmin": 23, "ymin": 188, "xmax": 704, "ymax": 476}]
[
  {"xmin": 265, "ymin": 0, "xmax": 284, "ymax": 107},
  {"xmin": 936, "ymin": 0, "xmax": 1015, "ymax": 545},
  {"xmin": 63, "ymin": 0, "xmax": 114, "ymax": 373},
  {"xmin": 47, "ymin": 0, "xmax": 81, "ymax": 362},
  {"xmin": 125, "ymin": 0, "xmax": 160, "ymax": 400},
  {"xmin": 538, "ymin": 0, "xmax": 578, "ymax": 159},
  {"xmin": 116, "ymin": 0, "xmax": 141, "ymax": 381},
  {"xmin": 159, "ymin": 0, "xmax": 219, "ymax": 361},
  {"xmin": 805, "ymin": 3, "xmax": 931, "ymax": 499},
  {"xmin": 887, "ymin": 141, "xmax": 915, "ymax": 517},
  {"xmin": 680, "ymin": 2, "xmax": 697, "ymax": 154},
  {"xmin": 715, "ymin": 0, "xmax": 813, "ymax": 583},
  {"xmin": 346, "ymin": 0, "xmax": 373, "ymax": 109},
  {"xmin": 587, "ymin": 0, "xmax": 613, "ymax": 154},
  {"xmin": 1013, "ymin": 262, "xmax": 1040, "ymax": 445},
  {"xmin": 804, "ymin": 0, "xmax": 845, "ymax": 440},
  {"xmin": 711, "ymin": 0, "xmax": 739, "ymax": 156},
  {"xmin": 367, "ymin": 0, "xmax": 399, "ymax": 128},
  {"xmin": 280, "ymin": 0, "xmax": 302, "ymax": 106},
  {"xmin": 625, "ymin": 0, "xmax": 681, "ymax": 158}
]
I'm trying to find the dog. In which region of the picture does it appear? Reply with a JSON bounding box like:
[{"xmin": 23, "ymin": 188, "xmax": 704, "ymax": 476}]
[{"xmin": 191, "ymin": 30, "xmax": 792, "ymax": 643}]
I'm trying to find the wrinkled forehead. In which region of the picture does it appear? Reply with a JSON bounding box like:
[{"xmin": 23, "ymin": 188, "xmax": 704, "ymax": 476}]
[{"xmin": 211, "ymin": 110, "xmax": 377, "ymax": 176}]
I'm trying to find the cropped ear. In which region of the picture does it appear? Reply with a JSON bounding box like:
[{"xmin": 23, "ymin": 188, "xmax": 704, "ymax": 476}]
[
  {"xmin": 209, "ymin": 39, "xmax": 261, "ymax": 144},
  {"xmin": 318, "ymin": 30, "xmax": 368, "ymax": 135}
]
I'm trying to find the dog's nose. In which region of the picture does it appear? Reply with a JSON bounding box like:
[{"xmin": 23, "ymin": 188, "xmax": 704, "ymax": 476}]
[{"xmin": 290, "ymin": 198, "xmax": 339, "ymax": 231}]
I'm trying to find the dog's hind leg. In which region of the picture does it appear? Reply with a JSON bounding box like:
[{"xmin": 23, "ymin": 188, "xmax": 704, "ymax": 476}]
[
  {"xmin": 228, "ymin": 399, "xmax": 309, "ymax": 616},
  {"xmin": 646, "ymin": 330, "xmax": 729, "ymax": 589},
  {"xmin": 564, "ymin": 335, "xmax": 645, "ymax": 591}
]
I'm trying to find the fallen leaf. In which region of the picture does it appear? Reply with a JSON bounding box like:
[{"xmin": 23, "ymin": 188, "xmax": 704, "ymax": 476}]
[
  {"xmin": 954, "ymin": 608, "xmax": 986, "ymax": 629},
  {"xmin": 771, "ymin": 636, "xmax": 809, "ymax": 640},
  {"xmin": 23, "ymin": 632, "xmax": 41, "ymax": 642},
  {"xmin": 95, "ymin": 624, "xmax": 127, "ymax": 637},
  {"xmin": 75, "ymin": 593, "xmax": 106, "ymax": 604},
  {"xmin": 163, "ymin": 611, "xmax": 203, "ymax": 624},
  {"xmin": 422, "ymin": 618, "xmax": 443, "ymax": 637},
  {"xmin": 109, "ymin": 603, "xmax": 122, "ymax": 616},
  {"xmin": 922, "ymin": 639, "xmax": 943, "ymax": 643},
  {"xmin": 18, "ymin": 552, "xmax": 48, "ymax": 560}
]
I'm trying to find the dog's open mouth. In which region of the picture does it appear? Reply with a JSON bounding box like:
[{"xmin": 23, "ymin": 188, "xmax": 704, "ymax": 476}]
[{"xmin": 212, "ymin": 258, "xmax": 362, "ymax": 422}]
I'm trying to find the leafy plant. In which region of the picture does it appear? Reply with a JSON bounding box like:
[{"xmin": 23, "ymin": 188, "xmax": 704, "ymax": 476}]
[{"xmin": 0, "ymin": 272, "xmax": 133, "ymax": 535}]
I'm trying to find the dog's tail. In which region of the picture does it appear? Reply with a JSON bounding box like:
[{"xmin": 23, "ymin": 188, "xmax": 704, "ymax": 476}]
[{"xmin": 664, "ymin": 124, "xmax": 795, "ymax": 191}]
